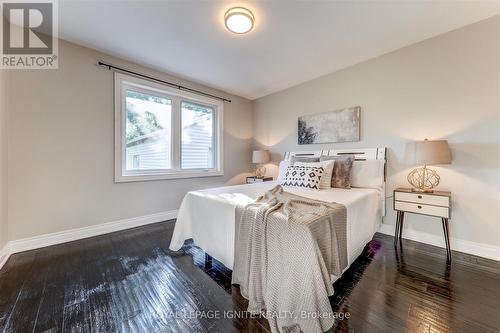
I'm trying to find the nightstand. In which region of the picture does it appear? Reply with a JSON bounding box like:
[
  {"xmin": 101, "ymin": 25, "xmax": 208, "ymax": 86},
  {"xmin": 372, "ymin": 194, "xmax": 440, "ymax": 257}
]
[
  {"xmin": 393, "ymin": 187, "xmax": 452, "ymax": 260},
  {"xmin": 246, "ymin": 176, "xmax": 273, "ymax": 184}
]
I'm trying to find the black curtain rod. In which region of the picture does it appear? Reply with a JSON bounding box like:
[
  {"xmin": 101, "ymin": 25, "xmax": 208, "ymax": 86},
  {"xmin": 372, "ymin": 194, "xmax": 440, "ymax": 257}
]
[{"xmin": 97, "ymin": 61, "xmax": 231, "ymax": 103}]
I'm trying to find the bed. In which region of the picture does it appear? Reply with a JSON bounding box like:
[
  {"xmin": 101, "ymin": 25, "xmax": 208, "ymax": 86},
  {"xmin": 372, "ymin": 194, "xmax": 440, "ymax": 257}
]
[{"xmin": 169, "ymin": 147, "xmax": 386, "ymax": 282}]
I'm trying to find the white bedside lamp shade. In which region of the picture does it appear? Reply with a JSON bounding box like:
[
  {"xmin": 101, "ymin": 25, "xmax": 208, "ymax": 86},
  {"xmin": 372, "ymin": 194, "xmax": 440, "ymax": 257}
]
[
  {"xmin": 409, "ymin": 140, "xmax": 452, "ymax": 165},
  {"xmin": 252, "ymin": 150, "xmax": 270, "ymax": 164}
]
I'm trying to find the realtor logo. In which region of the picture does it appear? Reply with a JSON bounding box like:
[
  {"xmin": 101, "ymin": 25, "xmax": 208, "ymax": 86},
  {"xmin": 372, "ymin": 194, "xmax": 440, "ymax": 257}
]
[{"xmin": 1, "ymin": 0, "xmax": 58, "ymax": 68}]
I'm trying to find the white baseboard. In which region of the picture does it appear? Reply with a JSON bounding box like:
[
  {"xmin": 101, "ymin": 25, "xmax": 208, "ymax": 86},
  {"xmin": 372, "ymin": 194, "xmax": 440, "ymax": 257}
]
[
  {"xmin": 0, "ymin": 244, "xmax": 10, "ymax": 270},
  {"xmin": 0, "ymin": 210, "xmax": 178, "ymax": 271},
  {"xmin": 378, "ymin": 223, "xmax": 500, "ymax": 261}
]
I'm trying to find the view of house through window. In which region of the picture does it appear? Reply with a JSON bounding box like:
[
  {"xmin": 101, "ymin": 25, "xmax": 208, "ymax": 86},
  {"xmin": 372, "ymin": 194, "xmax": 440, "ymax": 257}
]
[
  {"xmin": 125, "ymin": 90, "xmax": 172, "ymax": 171},
  {"xmin": 181, "ymin": 102, "xmax": 215, "ymax": 169}
]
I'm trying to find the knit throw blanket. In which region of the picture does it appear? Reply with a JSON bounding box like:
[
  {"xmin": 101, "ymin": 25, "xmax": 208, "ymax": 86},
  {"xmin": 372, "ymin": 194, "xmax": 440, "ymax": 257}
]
[{"xmin": 232, "ymin": 185, "xmax": 347, "ymax": 333}]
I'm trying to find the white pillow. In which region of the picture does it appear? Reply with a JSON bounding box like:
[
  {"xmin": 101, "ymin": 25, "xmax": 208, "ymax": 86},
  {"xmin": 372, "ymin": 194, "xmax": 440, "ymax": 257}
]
[
  {"xmin": 294, "ymin": 160, "xmax": 335, "ymax": 189},
  {"xmin": 351, "ymin": 160, "xmax": 385, "ymax": 189},
  {"xmin": 277, "ymin": 160, "xmax": 290, "ymax": 182}
]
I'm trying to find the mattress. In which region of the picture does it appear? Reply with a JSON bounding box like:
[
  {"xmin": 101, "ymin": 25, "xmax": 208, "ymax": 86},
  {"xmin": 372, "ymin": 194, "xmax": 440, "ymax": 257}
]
[{"xmin": 169, "ymin": 181, "xmax": 383, "ymax": 276}]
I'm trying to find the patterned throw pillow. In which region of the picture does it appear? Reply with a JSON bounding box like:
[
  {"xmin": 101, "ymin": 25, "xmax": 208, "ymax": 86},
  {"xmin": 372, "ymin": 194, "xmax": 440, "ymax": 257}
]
[
  {"xmin": 281, "ymin": 165, "xmax": 324, "ymax": 190},
  {"xmin": 320, "ymin": 155, "xmax": 355, "ymax": 189},
  {"xmin": 294, "ymin": 160, "xmax": 335, "ymax": 190}
]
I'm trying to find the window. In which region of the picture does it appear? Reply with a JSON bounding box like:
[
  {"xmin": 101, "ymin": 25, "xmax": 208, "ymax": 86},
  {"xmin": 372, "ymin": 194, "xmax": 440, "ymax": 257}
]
[{"xmin": 115, "ymin": 73, "xmax": 223, "ymax": 182}]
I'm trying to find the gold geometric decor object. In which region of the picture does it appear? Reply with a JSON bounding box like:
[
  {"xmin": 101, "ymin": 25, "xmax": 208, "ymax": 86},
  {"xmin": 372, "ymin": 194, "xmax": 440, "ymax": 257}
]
[
  {"xmin": 407, "ymin": 165, "xmax": 440, "ymax": 192},
  {"xmin": 255, "ymin": 165, "xmax": 267, "ymax": 178}
]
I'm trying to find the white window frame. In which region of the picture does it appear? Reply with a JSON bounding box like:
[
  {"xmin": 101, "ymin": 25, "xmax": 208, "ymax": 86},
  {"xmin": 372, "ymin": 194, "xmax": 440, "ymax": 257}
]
[{"xmin": 114, "ymin": 73, "xmax": 224, "ymax": 182}]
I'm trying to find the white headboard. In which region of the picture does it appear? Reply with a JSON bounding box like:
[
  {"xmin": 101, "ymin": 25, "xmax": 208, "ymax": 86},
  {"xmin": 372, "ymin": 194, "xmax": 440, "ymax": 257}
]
[
  {"xmin": 283, "ymin": 147, "xmax": 387, "ymax": 217},
  {"xmin": 284, "ymin": 147, "xmax": 386, "ymax": 162},
  {"xmin": 283, "ymin": 150, "xmax": 324, "ymax": 161}
]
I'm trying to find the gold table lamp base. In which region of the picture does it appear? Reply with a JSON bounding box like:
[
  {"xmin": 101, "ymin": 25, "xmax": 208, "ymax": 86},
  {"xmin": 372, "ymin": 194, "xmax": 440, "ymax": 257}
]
[
  {"xmin": 255, "ymin": 165, "xmax": 266, "ymax": 178},
  {"xmin": 407, "ymin": 165, "xmax": 440, "ymax": 192}
]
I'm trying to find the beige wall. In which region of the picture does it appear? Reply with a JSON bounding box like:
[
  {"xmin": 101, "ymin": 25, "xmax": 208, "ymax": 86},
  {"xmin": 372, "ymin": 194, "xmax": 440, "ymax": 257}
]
[
  {"xmin": 253, "ymin": 17, "xmax": 500, "ymax": 248},
  {"xmin": 0, "ymin": 70, "xmax": 8, "ymax": 249},
  {"xmin": 7, "ymin": 40, "xmax": 253, "ymax": 241}
]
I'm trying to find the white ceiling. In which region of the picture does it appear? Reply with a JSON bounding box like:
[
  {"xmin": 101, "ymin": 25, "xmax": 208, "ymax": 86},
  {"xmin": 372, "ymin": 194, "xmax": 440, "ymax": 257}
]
[{"xmin": 59, "ymin": 1, "xmax": 500, "ymax": 100}]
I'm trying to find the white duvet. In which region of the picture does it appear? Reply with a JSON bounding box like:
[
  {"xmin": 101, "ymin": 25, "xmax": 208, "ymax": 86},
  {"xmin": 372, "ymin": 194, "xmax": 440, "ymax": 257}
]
[{"xmin": 169, "ymin": 181, "xmax": 383, "ymax": 275}]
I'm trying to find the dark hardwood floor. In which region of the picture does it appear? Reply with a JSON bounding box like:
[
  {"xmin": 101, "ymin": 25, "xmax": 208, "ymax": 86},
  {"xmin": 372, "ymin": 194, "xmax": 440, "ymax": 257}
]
[{"xmin": 0, "ymin": 220, "xmax": 499, "ymax": 333}]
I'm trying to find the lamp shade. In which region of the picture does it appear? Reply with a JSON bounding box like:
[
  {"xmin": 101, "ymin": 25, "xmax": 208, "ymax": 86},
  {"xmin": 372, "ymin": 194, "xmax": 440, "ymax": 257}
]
[
  {"xmin": 252, "ymin": 150, "xmax": 270, "ymax": 164},
  {"xmin": 406, "ymin": 139, "xmax": 452, "ymax": 165}
]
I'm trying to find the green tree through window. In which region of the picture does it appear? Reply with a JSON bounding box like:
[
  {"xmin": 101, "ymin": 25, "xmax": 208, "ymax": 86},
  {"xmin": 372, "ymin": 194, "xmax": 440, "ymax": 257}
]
[{"xmin": 126, "ymin": 91, "xmax": 168, "ymax": 142}]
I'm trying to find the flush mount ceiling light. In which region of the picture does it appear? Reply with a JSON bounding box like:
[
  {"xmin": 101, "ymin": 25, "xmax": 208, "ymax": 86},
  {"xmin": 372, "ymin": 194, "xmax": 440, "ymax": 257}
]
[{"xmin": 224, "ymin": 7, "xmax": 254, "ymax": 34}]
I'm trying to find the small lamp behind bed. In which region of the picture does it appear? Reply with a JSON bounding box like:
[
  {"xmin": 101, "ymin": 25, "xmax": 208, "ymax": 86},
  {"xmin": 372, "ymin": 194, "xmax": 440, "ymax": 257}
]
[{"xmin": 252, "ymin": 150, "xmax": 270, "ymax": 178}]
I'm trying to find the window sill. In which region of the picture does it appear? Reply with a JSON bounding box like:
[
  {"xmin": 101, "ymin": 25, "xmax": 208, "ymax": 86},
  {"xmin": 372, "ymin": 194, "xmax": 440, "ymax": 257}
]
[{"xmin": 115, "ymin": 170, "xmax": 224, "ymax": 183}]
